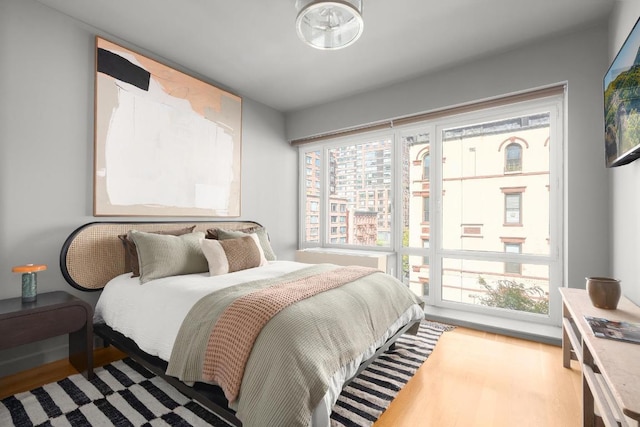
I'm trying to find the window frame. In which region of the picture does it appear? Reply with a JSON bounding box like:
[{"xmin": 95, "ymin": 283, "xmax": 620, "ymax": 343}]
[
  {"xmin": 504, "ymin": 242, "xmax": 523, "ymax": 275},
  {"xmin": 298, "ymin": 91, "xmax": 564, "ymax": 327},
  {"xmin": 505, "ymin": 142, "xmax": 523, "ymax": 172},
  {"xmin": 429, "ymin": 94, "xmax": 563, "ymax": 325},
  {"xmin": 298, "ymin": 130, "xmax": 396, "ymax": 252},
  {"xmin": 504, "ymin": 192, "xmax": 523, "ymax": 226}
]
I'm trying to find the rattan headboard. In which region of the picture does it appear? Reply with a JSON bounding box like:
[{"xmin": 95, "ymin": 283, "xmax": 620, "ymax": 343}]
[{"xmin": 60, "ymin": 221, "xmax": 262, "ymax": 291}]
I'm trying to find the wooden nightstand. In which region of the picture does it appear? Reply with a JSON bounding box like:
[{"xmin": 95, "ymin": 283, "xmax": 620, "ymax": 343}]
[{"xmin": 0, "ymin": 291, "xmax": 93, "ymax": 379}]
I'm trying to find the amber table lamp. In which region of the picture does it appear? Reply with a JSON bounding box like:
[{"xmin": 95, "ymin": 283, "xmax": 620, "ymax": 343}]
[{"xmin": 12, "ymin": 264, "xmax": 47, "ymax": 302}]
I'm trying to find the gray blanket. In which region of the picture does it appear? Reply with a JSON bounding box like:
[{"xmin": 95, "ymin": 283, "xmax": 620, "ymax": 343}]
[{"xmin": 166, "ymin": 264, "xmax": 423, "ymax": 427}]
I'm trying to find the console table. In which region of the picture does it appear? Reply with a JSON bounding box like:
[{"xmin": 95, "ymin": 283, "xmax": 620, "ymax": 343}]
[
  {"xmin": 0, "ymin": 291, "xmax": 93, "ymax": 379},
  {"xmin": 560, "ymin": 288, "xmax": 640, "ymax": 427}
]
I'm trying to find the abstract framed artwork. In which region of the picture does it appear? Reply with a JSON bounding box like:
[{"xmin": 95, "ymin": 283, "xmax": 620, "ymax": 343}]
[{"xmin": 94, "ymin": 37, "xmax": 242, "ymax": 216}]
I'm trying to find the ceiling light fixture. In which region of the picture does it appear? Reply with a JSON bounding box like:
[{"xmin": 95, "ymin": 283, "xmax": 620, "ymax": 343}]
[{"xmin": 295, "ymin": 0, "xmax": 364, "ymax": 50}]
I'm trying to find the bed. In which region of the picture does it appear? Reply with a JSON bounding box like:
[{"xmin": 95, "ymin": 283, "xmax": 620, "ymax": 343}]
[{"xmin": 60, "ymin": 221, "xmax": 424, "ymax": 427}]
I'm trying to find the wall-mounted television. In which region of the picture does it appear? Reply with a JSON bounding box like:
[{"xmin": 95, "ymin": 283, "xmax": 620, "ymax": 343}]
[{"xmin": 604, "ymin": 16, "xmax": 640, "ymax": 167}]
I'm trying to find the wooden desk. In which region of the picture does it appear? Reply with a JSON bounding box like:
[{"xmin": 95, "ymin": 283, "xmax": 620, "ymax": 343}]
[
  {"xmin": 0, "ymin": 291, "xmax": 93, "ymax": 379},
  {"xmin": 560, "ymin": 288, "xmax": 640, "ymax": 427}
]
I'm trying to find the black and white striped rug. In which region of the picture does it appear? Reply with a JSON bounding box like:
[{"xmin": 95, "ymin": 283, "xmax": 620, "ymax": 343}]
[
  {"xmin": 330, "ymin": 321, "xmax": 450, "ymax": 426},
  {"xmin": 0, "ymin": 321, "xmax": 450, "ymax": 427}
]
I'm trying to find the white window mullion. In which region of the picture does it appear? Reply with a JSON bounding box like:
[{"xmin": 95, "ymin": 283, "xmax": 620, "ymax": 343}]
[
  {"xmin": 320, "ymin": 145, "xmax": 328, "ymax": 246},
  {"xmin": 430, "ymin": 124, "xmax": 444, "ymax": 307}
]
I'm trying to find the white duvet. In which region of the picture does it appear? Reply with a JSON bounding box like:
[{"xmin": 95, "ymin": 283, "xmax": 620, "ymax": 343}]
[{"xmin": 93, "ymin": 260, "xmax": 424, "ymax": 427}]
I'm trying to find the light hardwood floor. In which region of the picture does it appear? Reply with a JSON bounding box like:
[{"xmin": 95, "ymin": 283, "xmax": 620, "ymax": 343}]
[
  {"xmin": 375, "ymin": 327, "xmax": 582, "ymax": 427},
  {"xmin": 0, "ymin": 346, "xmax": 127, "ymax": 400},
  {"xmin": 0, "ymin": 327, "xmax": 581, "ymax": 427}
]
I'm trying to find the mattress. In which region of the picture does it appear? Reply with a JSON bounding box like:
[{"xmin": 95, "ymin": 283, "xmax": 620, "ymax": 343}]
[{"xmin": 93, "ymin": 260, "xmax": 424, "ymax": 426}]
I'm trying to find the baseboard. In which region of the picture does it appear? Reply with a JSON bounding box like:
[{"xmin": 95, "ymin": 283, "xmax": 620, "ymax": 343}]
[{"xmin": 423, "ymin": 306, "xmax": 562, "ymax": 346}]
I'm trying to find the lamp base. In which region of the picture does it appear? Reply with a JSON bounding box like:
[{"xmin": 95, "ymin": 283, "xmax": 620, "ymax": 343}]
[{"xmin": 21, "ymin": 272, "xmax": 38, "ymax": 303}]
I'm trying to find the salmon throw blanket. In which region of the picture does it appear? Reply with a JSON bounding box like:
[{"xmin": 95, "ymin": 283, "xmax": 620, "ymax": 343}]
[
  {"xmin": 166, "ymin": 264, "xmax": 424, "ymax": 427},
  {"xmin": 202, "ymin": 265, "xmax": 377, "ymax": 402}
]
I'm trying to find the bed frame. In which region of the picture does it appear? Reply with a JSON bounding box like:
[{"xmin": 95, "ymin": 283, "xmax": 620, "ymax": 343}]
[{"xmin": 60, "ymin": 221, "xmax": 420, "ymax": 427}]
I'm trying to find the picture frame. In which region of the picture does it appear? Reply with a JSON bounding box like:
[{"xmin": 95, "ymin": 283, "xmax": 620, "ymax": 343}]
[
  {"xmin": 94, "ymin": 37, "xmax": 242, "ymax": 216},
  {"xmin": 604, "ymin": 17, "xmax": 640, "ymax": 167}
]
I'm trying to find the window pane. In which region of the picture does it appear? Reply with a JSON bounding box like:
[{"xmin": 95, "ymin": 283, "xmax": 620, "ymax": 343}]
[
  {"xmin": 401, "ymin": 131, "xmax": 431, "ymax": 249},
  {"xmin": 505, "ymin": 144, "xmax": 522, "ymax": 172},
  {"xmin": 505, "ymin": 193, "xmax": 521, "ymax": 224},
  {"xmin": 442, "ymin": 258, "xmax": 549, "ymax": 316},
  {"xmin": 504, "ymin": 243, "xmax": 522, "ymax": 274},
  {"xmin": 303, "ymin": 150, "xmax": 321, "ymax": 244},
  {"xmin": 328, "ymin": 138, "xmax": 392, "ymax": 247},
  {"xmin": 403, "ymin": 254, "xmax": 429, "ymax": 298},
  {"xmin": 401, "ymin": 130, "xmax": 431, "ymax": 298},
  {"xmin": 441, "ymin": 113, "xmax": 550, "ymax": 255}
]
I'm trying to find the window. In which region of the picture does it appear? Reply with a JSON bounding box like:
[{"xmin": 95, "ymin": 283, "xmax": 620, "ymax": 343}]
[
  {"xmin": 505, "ymin": 143, "xmax": 522, "ymax": 172},
  {"xmin": 504, "ymin": 243, "xmax": 522, "ymax": 274},
  {"xmin": 400, "ymin": 128, "xmax": 432, "ymax": 298},
  {"xmin": 299, "ymin": 90, "xmax": 563, "ymax": 326},
  {"xmin": 300, "ymin": 137, "xmax": 393, "ymax": 248},
  {"xmin": 504, "ymin": 193, "xmax": 522, "ymax": 225},
  {"xmin": 438, "ymin": 105, "xmax": 558, "ymax": 321},
  {"xmin": 422, "ymin": 154, "xmax": 430, "ymax": 180},
  {"xmin": 423, "ymin": 197, "xmax": 430, "ymax": 222}
]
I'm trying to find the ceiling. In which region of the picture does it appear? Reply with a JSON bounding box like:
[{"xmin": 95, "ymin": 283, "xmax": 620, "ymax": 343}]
[{"xmin": 35, "ymin": 0, "xmax": 613, "ymax": 113}]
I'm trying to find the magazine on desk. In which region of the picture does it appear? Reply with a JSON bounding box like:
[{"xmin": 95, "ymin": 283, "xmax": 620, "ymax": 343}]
[{"xmin": 584, "ymin": 315, "xmax": 640, "ymax": 345}]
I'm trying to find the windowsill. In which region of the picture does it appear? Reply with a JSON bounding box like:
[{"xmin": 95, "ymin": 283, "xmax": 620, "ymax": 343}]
[
  {"xmin": 297, "ymin": 247, "xmax": 393, "ymax": 256},
  {"xmin": 423, "ymin": 305, "xmax": 562, "ymax": 346}
]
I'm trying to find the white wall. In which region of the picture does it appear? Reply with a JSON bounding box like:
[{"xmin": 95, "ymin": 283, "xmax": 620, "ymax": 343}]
[
  {"xmin": 610, "ymin": 2, "xmax": 640, "ymax": 306},
  {"xmin": 287, "ymin": 24, "xmax": 612, "ymax": 302},
  {"xmin": 0, "ymin": 0, "xmax": 296, "ymax": 375}
]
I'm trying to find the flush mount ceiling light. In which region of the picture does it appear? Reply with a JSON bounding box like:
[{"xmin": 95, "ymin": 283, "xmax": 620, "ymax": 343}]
[{"xmin": 295, "ymin": 0, "xmax": 364, "ymax": 50}]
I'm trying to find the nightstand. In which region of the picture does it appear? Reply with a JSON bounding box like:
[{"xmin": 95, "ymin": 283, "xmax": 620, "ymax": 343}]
[{"xmin": 0, "ymin": 291, "xmax": 93, "ymax": 379}]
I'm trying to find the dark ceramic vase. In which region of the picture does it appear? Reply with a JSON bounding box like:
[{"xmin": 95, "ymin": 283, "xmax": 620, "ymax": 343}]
[{"xmin": 586, "ymin": 277, "xmax": 621, "ymax": 310}]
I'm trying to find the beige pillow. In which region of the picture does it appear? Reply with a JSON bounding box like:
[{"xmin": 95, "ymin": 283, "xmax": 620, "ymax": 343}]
[
  {"xmin": 200, "ymin": 234, "xmax": 267, "ymax": 276},
  {"xmin": 118, "ymin": 225, "xmax": 196, "ymax": 277},
  {"xmin": 128, "ymin": 230, "xmax": 208, "ymax": 283},
  {"xmin": 206, "ymin": 226, "xmax": 276, "ymax": 261}
]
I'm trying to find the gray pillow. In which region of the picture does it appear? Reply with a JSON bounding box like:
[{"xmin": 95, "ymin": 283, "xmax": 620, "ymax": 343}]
[
  {"xmin": 213, "ymin": 227, "xmax": 277, "ymax": 261},
  {"xmin": 128, "ymin": 230, "xmax": 208, "ymax": 283},
  {"xmin": 118, "ymin": 225, "xmax": 196, "ymax": 277}
]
